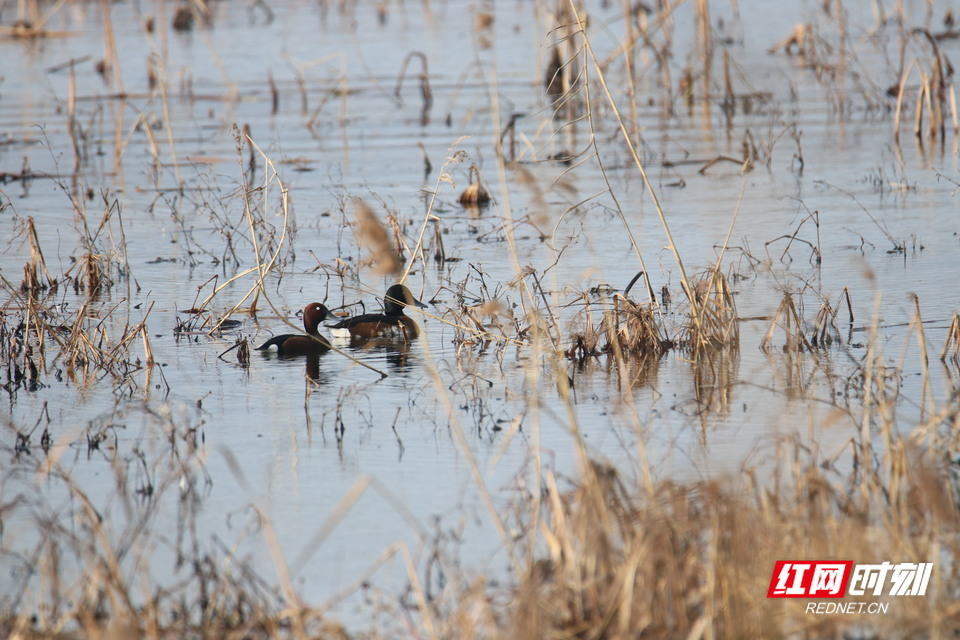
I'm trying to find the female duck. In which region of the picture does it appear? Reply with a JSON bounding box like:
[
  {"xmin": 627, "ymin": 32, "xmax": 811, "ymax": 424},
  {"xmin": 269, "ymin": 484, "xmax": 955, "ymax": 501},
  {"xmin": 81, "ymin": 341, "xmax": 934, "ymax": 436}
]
[
  {"xmin": 329, "ymin": 284, "xmax": 427, "ymax": 341},
  {"xmin": 256, "ymin": 303, "xmax": 332, "ymax": 356}
]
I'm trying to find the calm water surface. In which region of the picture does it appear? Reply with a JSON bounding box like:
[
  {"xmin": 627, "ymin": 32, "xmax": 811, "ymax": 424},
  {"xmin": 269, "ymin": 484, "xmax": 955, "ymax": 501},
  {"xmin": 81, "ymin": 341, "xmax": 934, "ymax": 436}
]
[{"xmin": 1, "ymin": 0, "xmax": 958, "ymax": 625}]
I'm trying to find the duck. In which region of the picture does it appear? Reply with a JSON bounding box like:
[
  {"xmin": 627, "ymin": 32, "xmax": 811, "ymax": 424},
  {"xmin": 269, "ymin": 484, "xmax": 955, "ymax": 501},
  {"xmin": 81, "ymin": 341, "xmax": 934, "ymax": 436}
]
[
  {"xmin": 329, "ymin": 284, "xmax": 427, "ymax": 341},
  {"xmin": 256, "ymin": 303, "xmax": 333, "ymax": 356}
]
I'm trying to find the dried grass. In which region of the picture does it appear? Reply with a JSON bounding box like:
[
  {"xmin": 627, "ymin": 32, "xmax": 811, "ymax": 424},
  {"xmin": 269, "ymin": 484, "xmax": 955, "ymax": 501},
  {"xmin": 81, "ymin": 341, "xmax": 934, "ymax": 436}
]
[
  {"xmin": 73, "ymin": 251, "xmax": 111, "ymax": 296},
  {"xmin": 680, "ymin": 268, "xmax": 739, "ymax": 355},
  {"xmin": 760, "ymin": 292, "xmax": 811, "ymax": 352},
  {"xmin": 352, "ymin": 199, "xmax": 402, "ymax": 276},
  {"xmin": 941, "ymin": 312, "xmax": 960, "ymax": 362},
  {"xmin": 0, "ymin": 405, "xmax": 351, "ymax": 639},
  {"xmin": 3, "ymin": 2, "xmax": 957, "ymax": 638},
  {"xmin": 430, "ymin": 319, "xmax": 960, "ymax": 637},
  {"xmin": 458, "ymin": 164, "xmax": 491, "ymax": 207},
  {"xmin": 0, "ymin": 280, "xmax": 155, "ymax": 393},
  {"xmin": 893, "ymin": 29, "xmax": 956, "ymax": 145},
  {"xmin": 599, "ymin": 295, "xmax": 668, "ymax": 357},
  {"xmin": 811, "ymin": 296, "xmax": 842, "ymax": 348},
  {"xmin": 479, "ymin": 440, "xmax": 960, "ymax": 638},
  {"xmin": 18, "ymin": 217, "xmax": 57, "ymax": 295}
]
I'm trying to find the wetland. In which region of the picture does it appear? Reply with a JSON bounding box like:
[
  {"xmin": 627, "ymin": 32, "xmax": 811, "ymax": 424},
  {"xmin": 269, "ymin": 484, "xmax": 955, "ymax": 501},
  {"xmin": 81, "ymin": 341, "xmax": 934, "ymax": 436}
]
[{"xmin": 1, "ymin": 0, "xmax": 960, "ymax": 637}]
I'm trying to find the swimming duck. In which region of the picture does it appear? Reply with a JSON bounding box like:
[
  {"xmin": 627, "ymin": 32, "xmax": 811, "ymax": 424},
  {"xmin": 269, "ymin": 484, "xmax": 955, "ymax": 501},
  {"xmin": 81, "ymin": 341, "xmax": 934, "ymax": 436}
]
[
  {"xmin": 329, "ymin": 284, "xmax": 427, "ymax": 341},
  {"xmin": 256, "ymin": 303, "xmax": 332, "ymax": 356}
]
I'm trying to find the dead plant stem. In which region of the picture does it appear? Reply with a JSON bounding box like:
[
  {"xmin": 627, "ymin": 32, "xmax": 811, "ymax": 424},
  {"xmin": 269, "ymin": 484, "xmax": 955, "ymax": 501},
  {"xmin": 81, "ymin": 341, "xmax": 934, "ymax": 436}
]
[{"xmin": 569, "ymin": 0, "xmax": 704, "ymax": 336}]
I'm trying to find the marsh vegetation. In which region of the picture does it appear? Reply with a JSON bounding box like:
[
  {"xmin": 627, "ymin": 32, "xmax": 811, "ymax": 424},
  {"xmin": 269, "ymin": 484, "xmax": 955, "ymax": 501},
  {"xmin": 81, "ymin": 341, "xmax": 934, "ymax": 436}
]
[{"xmin": 1, "ymin": 0, "xmax": 959, "ymax": 637}]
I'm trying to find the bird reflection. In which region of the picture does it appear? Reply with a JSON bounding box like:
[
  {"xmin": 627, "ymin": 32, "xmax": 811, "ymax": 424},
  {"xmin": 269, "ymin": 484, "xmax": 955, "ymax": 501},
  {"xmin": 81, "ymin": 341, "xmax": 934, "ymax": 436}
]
[
  {"xmin": 305, "ymin": 353, "xmax": 322, "ymax": 382},
  {"xmin": 341, "ymin": 337, "xmax": 415, "ymax": 372},
  {"xmin": 256, "ymin": 351, "xmax": 331, "ymax": 385}
]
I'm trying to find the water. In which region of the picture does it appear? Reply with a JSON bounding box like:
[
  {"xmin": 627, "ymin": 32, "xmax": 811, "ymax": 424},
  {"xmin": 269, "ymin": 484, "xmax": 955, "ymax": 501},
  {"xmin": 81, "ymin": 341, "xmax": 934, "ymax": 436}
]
[{"xmin": 1, "ymin": 0, "xmax": 958, "ymax": 629}]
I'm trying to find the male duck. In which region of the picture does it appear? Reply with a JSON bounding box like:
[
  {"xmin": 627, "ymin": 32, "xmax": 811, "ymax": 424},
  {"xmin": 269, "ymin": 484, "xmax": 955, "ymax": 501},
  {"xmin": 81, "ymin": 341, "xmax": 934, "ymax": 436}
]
[{"xmin": 256, "ymin": 303, "xmax": 333, "ymax": 356}]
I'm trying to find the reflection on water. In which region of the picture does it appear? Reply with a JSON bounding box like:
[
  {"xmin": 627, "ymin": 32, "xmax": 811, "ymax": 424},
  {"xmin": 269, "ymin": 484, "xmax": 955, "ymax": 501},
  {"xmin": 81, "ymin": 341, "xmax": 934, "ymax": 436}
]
[
  {"xmin": 342, "ymin": 339, "xmax": 417, "ymax": 373},
  {"xmin": 0, "ymin": 0, "xmax": 958, "ymax": 630}
]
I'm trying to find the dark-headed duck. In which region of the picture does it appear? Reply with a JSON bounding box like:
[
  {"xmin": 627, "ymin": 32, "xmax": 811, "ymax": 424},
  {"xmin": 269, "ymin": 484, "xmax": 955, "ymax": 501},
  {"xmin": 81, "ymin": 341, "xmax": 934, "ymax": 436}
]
[
  {"xmin": 329, "ymin": 284, "xmax": 427, "ymax": 341},
  {"xmin": 256, "ymin": 303, "xmax": 332, "ymax": 356}
]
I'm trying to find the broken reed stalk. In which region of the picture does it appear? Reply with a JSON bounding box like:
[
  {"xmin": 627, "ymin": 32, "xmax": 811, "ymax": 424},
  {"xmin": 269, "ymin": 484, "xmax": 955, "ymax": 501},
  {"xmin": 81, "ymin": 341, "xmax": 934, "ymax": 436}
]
[
  {"xmin": 909, "ymin": 294, "xmax": 935, "ymax": 420},
  {"xmin": 431, "ymin": 223, "xmax": 445, "ymax": 262},
  {"xmin": 24, "ymin": 225, "xmax": 99, "ymax": 298},
  {"xmin": 917, "ymin": 29, "xmax": 947, "ymax": 142},
  {"xmin": 268, "ymin": 69, "xmax": 279, "ymax": 115},
  {"xmin": 140, "ymin": 301, "xmax": 156, "ymax": 367},
  {"xmin": 760, "ymin": 293, "xmax": 811, "ymax": 352},
  {"xmin": 616, "ymin": 0, "xmax": 642, "ymax": 135},
  {"xmin": 543, "ymin": 45, "xmax": 564, "ymax": 104},
  {"xmin": 99, "ymin": 0, "xmax": 123, "ymax": 94},
  {"xmin": 158, "ymin": 57, "xmax": 183, "ymax": 189},
  {"xmin": 387, "ymin": 212, "xmax": 412, "ymax": 262},
  {"xmin": 811, "ymin": 299, "xmax": 837, "ymax": 347},
  {"xmin": 458, "ymin": 164, "xmax": 490, "ymax": 206},
  {"xmin": 721, "ymin": 49, "xmax": 734, "ymax": 117},
  {"xmin": 394, "ymin": 50, "xmax": 432, "ymax": 124},
  {"xmin": 894, "ymin": 58, "xmax": 918, "ymax": 145},
  {"xmin": 543, "ymin": 0, "xmax": 586, "ymax": 114},
  {"xmin": 67, "ymin": 60, "xmax": 81, "ymax": 173},
  {"xmin": 76, "ymin": 251, "xmax": 108, "ymax": 295},
  {"xmin": 942, "ymin": 313, "xmax": 960, "ymax": 362},
  {"xmin": 695, "ymin": 0, "xmax": 712, "ymax": 118},
  {"xmin": 841, "ymin": 286, "xmax": 854, "ymax": 324},
  {"xmin": 23, "ymin": 216, "xmax": 56, "ymax": 291},
  {"xmin": 951, "ymin": 85, "xmax": 959, "ymax": 133},
  {"xmin": 913, "ymin": 70, "xmax": 926, "ymax": 138}
]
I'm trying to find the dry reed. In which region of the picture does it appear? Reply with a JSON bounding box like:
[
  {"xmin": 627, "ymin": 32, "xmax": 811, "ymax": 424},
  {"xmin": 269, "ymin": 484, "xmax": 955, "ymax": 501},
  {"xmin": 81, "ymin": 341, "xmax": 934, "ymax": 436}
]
[
  {"xmin": 893, "ymin": 29, "xmax": 956, "ymax": 145},
  {"xmin": 352, "ymin": 199, "xmax": 402, "ymax": 276},
  {"xmin": 458, "ymin": 164, "xmax": 491, "ymax": 207},
  {"xmin": 428, "ymin": 298, "xmax": 960, "ymax": 637},
  {"xmin": 18, "ymin": 217, "xmax": 57, "ymax": 294},
  {"xmin": 588, "ymin": 294, "xmax": 668, "ymax": 358},
  {"xmin": 680, "ymin": 268, "xmax": 739, "ymax": 355},
  {"xmin": 942, "ymin": 312, "xmax": 960, "ymax": 362},
  {"xmin": 760, "ymin": 292, "xmax": 811, "ymax": 352},
  {"xmin": 394, "ymin": 51, "xmax": 433, "ymax": 126},
  {"xmin": 3, "ymin": 1, "xmax": 957, "ymax": 638}
]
